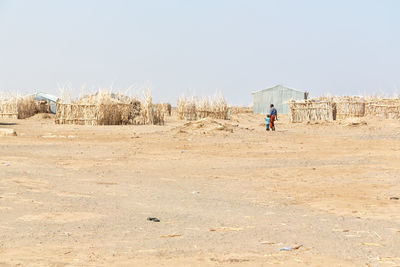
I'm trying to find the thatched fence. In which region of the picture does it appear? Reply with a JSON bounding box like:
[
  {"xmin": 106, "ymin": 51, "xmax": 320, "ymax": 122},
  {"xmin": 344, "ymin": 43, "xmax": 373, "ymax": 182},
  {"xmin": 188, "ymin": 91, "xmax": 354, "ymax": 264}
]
[
  {"xmin": 290, "ymin": 97, "xmax": 400, "ymax": 122},
  {"xmin": 177, "ymin": 95, "xmax": 229, "ymax": 121},
  {"xmin": 289, "ymin": 101, "xmax": 334, "ymax": 122},
  {"xmin": 0, "ymin": 96, "xmax": 53, "ymax": 120},
  {"xmin": 365, "ymin": 99, "xmax": 400, "ymax": 119},
  {"xmin": 0, "ymin": 98, "xmax": 18, "ymax": 119},
  {"xmin": 55, "ymin": 91, "xmax": 169, "ymax": 126},
  {"xmin": 55, "ymin": 102, "xmax": 141, "ymax": 125}
]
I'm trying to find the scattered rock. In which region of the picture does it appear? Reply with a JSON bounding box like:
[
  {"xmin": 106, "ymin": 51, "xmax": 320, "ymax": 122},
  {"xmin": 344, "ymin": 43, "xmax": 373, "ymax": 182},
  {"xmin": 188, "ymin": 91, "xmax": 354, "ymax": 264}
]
[
  {"xmin": 147, "ymin": 217, "xmax": 160, "ymax": 222},
  {"xmin": 209, "ymin": 227, "xmax": 243, "ymax": 232},
  {"xmin": 280, "ymin": 245, "xmax": 302, "ymax": 251},
  {"xmin": 160, "ymin": 234, "xmax": 182, "ymax": 238},
  {"xmin": 0, "ymin": 128, "xmax": 17, "ymax": 136},
  {"xmin": 342, "ymin": 118, "xmax": 367, "ymax": 126}
]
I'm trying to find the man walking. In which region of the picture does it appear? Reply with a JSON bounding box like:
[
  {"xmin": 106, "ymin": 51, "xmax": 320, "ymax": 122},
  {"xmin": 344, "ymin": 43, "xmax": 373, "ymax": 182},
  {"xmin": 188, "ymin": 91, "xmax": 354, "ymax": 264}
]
[{"xmin": 269, "ymin": 104, "xmax": 277, "ymax": 131}]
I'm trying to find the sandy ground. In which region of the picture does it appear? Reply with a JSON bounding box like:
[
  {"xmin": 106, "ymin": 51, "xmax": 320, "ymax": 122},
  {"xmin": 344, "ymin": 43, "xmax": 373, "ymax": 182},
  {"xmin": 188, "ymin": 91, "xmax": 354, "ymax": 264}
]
[{"xmin": 0, "ymin": 113, "xmax": 400, "ymax": 266}]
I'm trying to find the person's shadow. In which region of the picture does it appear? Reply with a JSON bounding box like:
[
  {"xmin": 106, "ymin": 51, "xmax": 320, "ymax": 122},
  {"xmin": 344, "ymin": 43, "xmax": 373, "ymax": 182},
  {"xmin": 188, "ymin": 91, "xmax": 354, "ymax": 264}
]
[{"xmin": 0, "ymin": 122, "xmax": 17, "ymax": 126}]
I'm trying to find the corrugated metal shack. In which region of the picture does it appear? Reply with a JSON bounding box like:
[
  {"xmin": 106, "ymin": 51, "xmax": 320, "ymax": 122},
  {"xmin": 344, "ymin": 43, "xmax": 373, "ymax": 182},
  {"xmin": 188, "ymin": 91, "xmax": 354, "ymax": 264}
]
[{"xmin": 252, "ymin": 85, "xmax": 308, "ymax": 114}]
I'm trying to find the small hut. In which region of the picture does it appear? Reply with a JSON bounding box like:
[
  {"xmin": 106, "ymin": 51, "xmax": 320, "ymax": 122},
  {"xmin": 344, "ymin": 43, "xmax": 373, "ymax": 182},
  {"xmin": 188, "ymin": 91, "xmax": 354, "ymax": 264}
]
[{"xmin": 252, "ymin": 85, "xmax": 308, "ymax": 114}]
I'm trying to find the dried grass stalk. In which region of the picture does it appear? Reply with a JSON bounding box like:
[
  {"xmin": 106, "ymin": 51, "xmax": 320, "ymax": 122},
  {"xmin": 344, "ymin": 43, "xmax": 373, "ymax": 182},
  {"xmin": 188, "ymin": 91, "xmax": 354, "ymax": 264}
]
[
  {"xmin": 139, "ymin": 90, "xmax": 153, "ymax": 125},
  {"xmin": 17, "ymin": 96, "xmax": 37, "ymax": 119}
]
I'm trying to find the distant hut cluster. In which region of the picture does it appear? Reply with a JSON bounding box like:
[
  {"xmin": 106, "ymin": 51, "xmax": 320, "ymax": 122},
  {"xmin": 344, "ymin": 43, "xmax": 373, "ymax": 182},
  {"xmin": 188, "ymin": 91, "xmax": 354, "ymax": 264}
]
[
  {"xmin": 55, "ymin": 90, "xmax": 170, "ymax": 126},
  {"xmin": 250, "ymin": 85, "xmax": 400, "ymax": 123},
  {"xmin": 4, "ymin": 86, "xmax": 400, "ymax": 126},
  {"xmin": 177, "ymin": 95, "xmax": 229, "ymax": 121},
  {"xmin": 289, "ymin": 96, "xmax": 400, "ymax": 123}
]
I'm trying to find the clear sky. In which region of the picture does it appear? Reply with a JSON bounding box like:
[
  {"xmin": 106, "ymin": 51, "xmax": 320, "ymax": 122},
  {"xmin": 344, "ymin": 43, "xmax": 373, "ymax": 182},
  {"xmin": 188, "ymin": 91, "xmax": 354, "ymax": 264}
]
[{"xmin": 0, "ymin": 0, "xmax": 399, "ymax": 105}]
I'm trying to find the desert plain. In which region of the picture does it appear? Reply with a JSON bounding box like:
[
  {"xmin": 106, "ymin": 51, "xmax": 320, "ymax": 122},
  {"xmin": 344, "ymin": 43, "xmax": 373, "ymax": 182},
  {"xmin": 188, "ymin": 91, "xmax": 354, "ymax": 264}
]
[{"xmin": 0, "ymin": 113, "xmax": 400, "ymax": 266}]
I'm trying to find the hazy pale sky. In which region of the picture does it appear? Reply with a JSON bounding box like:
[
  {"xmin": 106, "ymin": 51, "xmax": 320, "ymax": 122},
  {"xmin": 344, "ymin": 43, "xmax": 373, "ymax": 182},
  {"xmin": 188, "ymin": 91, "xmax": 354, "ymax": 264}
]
[{"xmin": 0, "ymin": 0, "xmax": 399, "ymax": 105}]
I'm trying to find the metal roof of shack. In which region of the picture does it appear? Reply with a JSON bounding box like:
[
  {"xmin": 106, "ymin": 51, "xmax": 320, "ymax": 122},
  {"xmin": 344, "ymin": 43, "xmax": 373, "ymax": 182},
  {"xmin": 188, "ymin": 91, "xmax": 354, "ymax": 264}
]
[{"xmin": 252, "ymin": 84, "xmax": 305, "ymax": 95}]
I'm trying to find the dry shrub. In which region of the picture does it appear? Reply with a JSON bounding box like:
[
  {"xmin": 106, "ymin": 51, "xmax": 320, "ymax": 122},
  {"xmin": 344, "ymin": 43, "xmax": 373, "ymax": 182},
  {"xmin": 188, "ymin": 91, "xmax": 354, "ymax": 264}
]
[{"xmin": 17, "ymin": 96, "xmax": 37, "ymax": 119}]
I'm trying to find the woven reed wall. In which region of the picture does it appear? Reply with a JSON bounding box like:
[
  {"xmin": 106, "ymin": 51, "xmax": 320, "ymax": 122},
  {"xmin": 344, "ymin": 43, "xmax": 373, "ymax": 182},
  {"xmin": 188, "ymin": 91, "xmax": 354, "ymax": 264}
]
[
  {"xmin": 365, "ymin": 99, "xmax": 400, "ymax": 119},
  {"xmin": 0, "ymin": 97, "xmax": 52, "ymax": 120},
  {"xmin": 335, "ymin": 101, "xmax": 366, "ymax": 119},
  {"xmin": 0, "ymin": 100, "xmax": 18, "ymax": 119},
  {"xmin": 289, "ymin": 101, "xmax": 334, "ymax": 123},
  {"xmin": 55, "ymin": 102, "xmax": 141, "ymax": 125},
  {"xmin": 290, "ymin": 97, "xmax": 400, "ymax": 122},
  {"xmin": 177, "ymin": 96, "xmax": 229, "ymax": 121}
]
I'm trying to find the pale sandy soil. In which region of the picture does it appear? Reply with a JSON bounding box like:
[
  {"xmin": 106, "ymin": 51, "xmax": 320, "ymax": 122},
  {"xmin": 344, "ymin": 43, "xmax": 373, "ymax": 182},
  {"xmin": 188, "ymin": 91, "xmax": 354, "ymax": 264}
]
[{"xmin": 1, "ymin": 113, "xmax": 400, "ymax": 266}]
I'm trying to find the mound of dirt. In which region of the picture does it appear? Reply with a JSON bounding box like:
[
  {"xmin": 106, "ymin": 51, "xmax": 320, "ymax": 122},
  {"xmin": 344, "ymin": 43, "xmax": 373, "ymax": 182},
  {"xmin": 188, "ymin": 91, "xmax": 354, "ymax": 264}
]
[
  {"xmin": 176, "ymin": 118, "xmax": 235, "ymax": 135},
  {"xmin": 25, "ymin": 113, "xmax": 55, "ymax": 121},
  {"xmin": 341, "ymin": 118, "xmax": 368, "ymax": 126}
]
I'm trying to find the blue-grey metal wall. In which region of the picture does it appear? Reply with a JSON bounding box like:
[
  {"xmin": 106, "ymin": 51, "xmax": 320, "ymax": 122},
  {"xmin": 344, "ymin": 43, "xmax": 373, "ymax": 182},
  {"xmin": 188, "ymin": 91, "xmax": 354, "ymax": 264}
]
[{"xmin": 252, "ymin": 85, "xmax": 305, "ymax": 114}]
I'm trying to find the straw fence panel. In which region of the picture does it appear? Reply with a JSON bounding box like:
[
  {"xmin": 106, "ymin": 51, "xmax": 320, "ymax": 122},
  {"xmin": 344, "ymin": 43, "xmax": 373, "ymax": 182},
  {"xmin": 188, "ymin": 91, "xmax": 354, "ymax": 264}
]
[
  {"xmin": 0, "ymin": 101, "xmax": 18, "ymax": 119},
  {"xmin": 55, "ymin": 103, "xmax": 98, "ymax": 125},
  {"xmin": 289, "ymin": 101, "xmax": 334, "ymax": 123},
  {"xmin": 177, "ymin": 96, "xmax": 229, "ymax": 121},
  {"xmin": 335, "ymin": 101, "xmax": 366, "ymax": 119},
  {"xmin": 290, "ymin": 97, "xmax": 400, "ymax": 122},
  {"xmin": 55, "ymin": 100, "xmax": 169, "ymax": 125},
  {"xmin": 1, "ymin": 97, "xmax": 53, "ymax": 120},
  {"xmin": 365, "ymin": 99, "xmax": 400, "ymax": 119}
]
